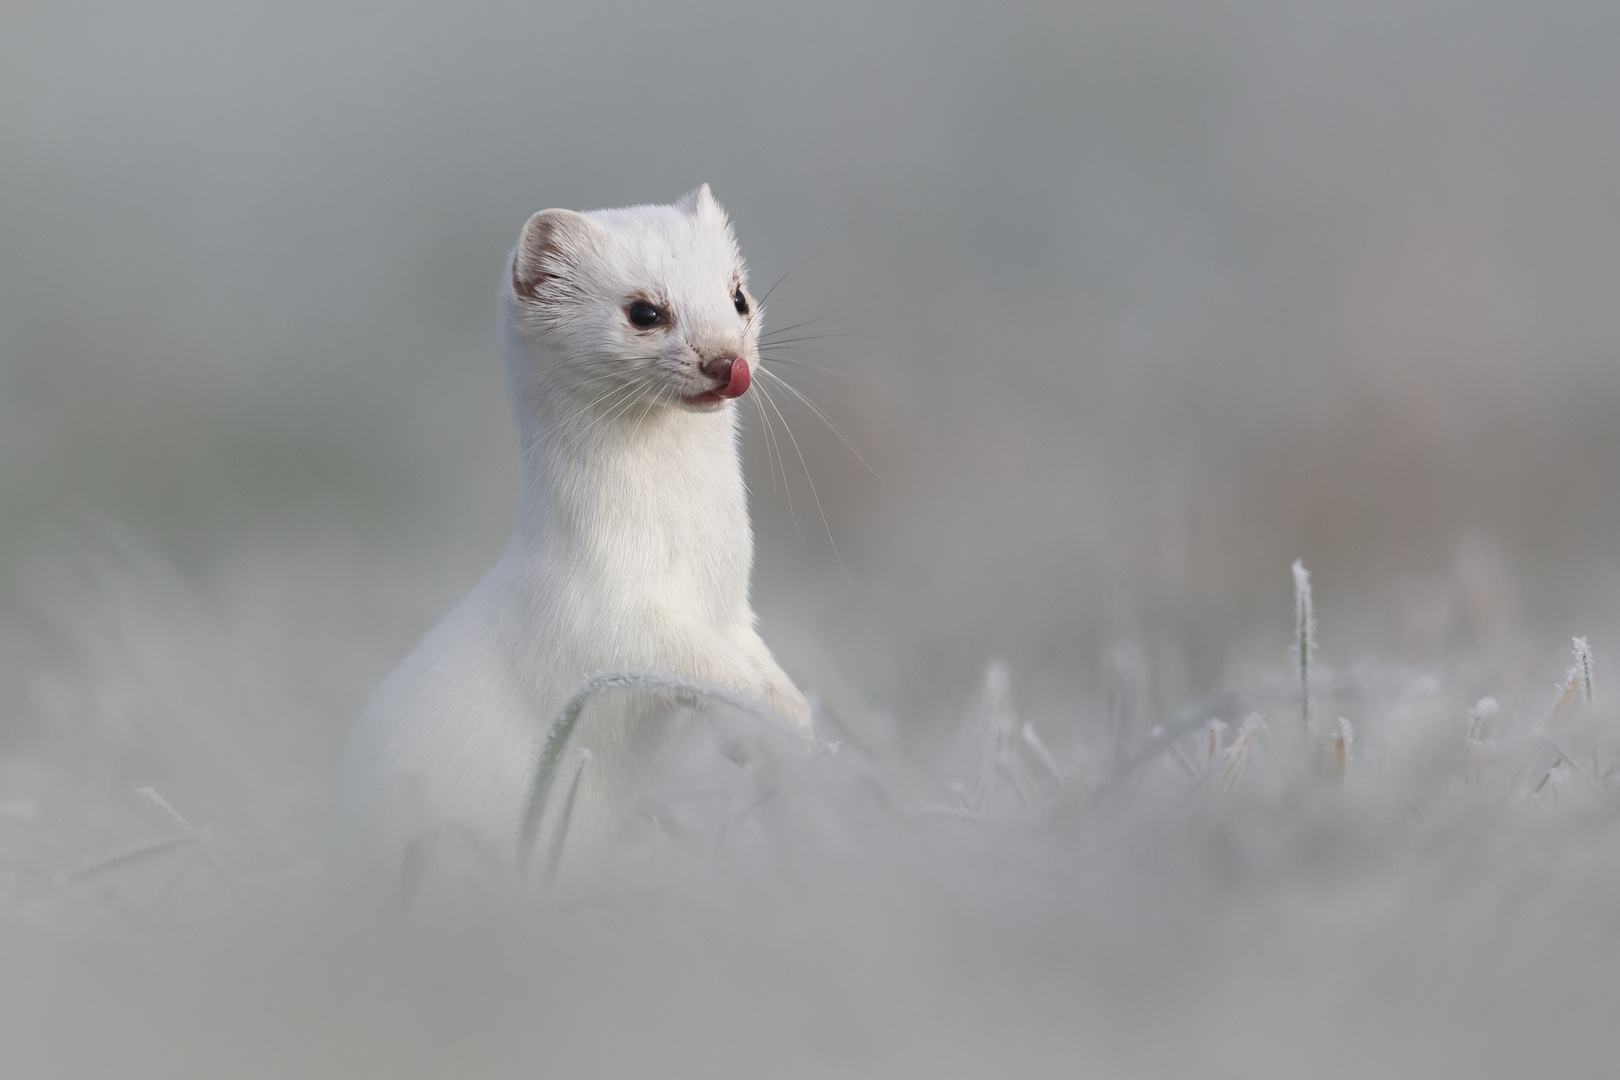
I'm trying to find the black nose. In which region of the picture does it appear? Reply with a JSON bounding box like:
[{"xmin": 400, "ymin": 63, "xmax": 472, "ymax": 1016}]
[{"xmin": 699, "ymin": 356, "xmax": 735, "ymax": 383}]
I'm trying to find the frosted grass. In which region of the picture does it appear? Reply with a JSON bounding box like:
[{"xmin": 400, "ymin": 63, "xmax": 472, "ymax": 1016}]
[
  {"xmin": 517, "ymin": 671, "xmax": 793, "ymax": 882},
  {"xmin": 7, "ymin": 1, "xmax": 1620, "ymax": 1072},
  {"xmin": 1293, "ymin": 558, "xmax": 1317, "ymax": 738},
  {"xmin": 3, "ymin": 545, "xmax": 1620, "ymax": 1079}
]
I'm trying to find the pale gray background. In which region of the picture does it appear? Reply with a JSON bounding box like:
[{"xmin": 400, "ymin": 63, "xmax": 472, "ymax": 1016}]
[
  {"xmin": 6, "ymin": 3, "xmax": 1620, "ymax": 1077},
  {"xmin": 6, "ymin": 0, "xmax": 1619, "ymax": 737}
]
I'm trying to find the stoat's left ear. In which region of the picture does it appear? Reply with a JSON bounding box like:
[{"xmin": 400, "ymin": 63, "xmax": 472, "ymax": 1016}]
[
  {"xmin": 512, "ymin": 208, "xmax": 599, "ymax": 301},
  {"xmin": 675, "ymin": 183, "xmax": 722, "ymax": 219}
]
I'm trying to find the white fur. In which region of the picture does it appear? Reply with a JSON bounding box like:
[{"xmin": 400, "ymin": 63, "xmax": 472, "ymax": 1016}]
[{"xmin": 330, "ymin": 185, "xmax": 810, "ymax": 897}]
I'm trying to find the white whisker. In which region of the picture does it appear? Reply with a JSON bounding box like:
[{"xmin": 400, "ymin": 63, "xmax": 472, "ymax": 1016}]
[
  {"xmin": 757, "ymin": 304, "xmax": 874, "ymax": 341},
  {"xmin": 563, "ymin": 381, "xmax": 642, "ymax": 443},
  {"xmin": 751, "ymin": 383, "xmax": 787, "ymax": 506},
  {"xmin": 594, "ymin": 380, "xmax": 653, "ymax": 433},
  {"xmin": 756, "ymin": 366, "xmax": 885, "ymax": 485},
  {"xmin": 556, "ymin": 379, "xmax": 640, "ymax": 432},
  {"xmin": 757, "ymin": 352, "xmax": 846, "ymax": 376},
  {"xmin": 754, "ymin": 379, "xmax": 847, "ymax": 580},
  {"xmin": 747, "ymin": 391, "xmax": 776, "ymax": 497}
]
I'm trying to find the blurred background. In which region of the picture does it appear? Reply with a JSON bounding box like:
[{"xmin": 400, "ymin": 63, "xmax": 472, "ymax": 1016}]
[
  {"xmin": 4, "ymin": 0, "xmax": 1620, "ymax": 787},
  {"xmin": 6, "ymin": 2, "xmax": 1620, "ymax": 1075}
]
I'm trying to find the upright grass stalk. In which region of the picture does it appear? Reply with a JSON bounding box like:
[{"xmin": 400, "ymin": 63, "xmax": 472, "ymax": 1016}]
[
  {"xmin": 1542, "ymin": 636, "xmax": 1596, "ymax": 732},
  {"xmin": 542, "ymin": 750, "xmax": 592, "ymax": 889},
  {"xmin": 1465, "ymin": 697, "xmax": 1498, "ymax": 745},
  {"xmin": 1205, "ymin": 719, "xmax": 1228, "ymax": 767},
  {"xmin": 1464, "ymin": 697, "xmax": 1499, "ymax": 787},
  {"xmin": 1330, "ymin": 717, "xmax": 1354, "ymax": 779},
  {"xmin": 1574, "ymin": 637, "xmax": 1595, "ymax": 704},
  {"xmin": 516, "ymin": 671, "xmax": 781, "ymax": 879},
  {"xmin": 975, "ymin": 661, "xmax": 1026, "ymax": 810},
  {"xmin": 1293, "ymin": 560, "xmax": 1317, "ymax": 736},
  {"xmin": 1516, "ymin": 638, "xmax": 1600, "ymax": 794}
]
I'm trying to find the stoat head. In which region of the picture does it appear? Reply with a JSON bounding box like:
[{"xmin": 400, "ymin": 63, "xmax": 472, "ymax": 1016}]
[{"xmin": 503, "ymin": 184, "xmax": 758, "ymax": 422}]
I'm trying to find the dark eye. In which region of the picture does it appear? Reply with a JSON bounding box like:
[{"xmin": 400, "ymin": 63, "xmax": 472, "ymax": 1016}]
[
  {"xmin": 626, "ymin": 300, "xmax": 662, "ymax": 328},
  {"xmin": 733, "ymin": 288, "xmax": 750, "ymax": 316}
]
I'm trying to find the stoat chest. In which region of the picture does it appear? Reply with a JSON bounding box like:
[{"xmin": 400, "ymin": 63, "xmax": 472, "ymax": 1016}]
[{"xmin": 516, "ymin": 410, "xmax": 751, "ymax": 627}]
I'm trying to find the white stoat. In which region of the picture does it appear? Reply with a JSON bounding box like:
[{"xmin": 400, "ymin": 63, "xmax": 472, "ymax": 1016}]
[{"xmin": 331, "ymin": 185, "xmax": 811, "ymax": 895}]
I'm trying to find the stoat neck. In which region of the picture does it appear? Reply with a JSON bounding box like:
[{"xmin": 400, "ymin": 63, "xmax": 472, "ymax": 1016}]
[{"xmin": 504, "ymin": 380, "xmax": 752, "ymax": 615}]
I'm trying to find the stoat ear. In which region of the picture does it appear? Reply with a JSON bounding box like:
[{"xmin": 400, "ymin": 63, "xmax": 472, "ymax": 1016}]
[
  {"xmin": 512, "ymin": 208, "xmax": 596, "ymax": 300},
  {"xmin": 675, "ymin": 183, "xmax": 721, "ymax": 219}
]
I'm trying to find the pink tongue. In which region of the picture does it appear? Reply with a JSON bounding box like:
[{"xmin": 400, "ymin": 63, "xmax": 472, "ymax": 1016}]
[{"xmin": 718, "ymin": 357, "xmax": 751, "ymax": 398}]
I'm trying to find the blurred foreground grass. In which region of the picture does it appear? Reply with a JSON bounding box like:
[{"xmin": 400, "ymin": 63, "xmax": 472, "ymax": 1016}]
[{"xmin": 2, "ymin": 534, "xmax": 1619, "ymax": 1077}]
